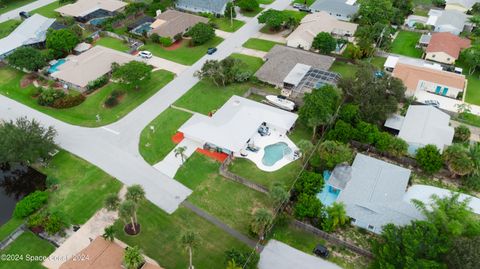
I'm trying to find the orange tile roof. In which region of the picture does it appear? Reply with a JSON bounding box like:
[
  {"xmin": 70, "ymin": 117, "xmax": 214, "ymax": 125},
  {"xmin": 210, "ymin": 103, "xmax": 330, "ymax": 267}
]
[
  {"xmin": 392, "ymin": 63, "xmax": 466, "ymax": 94},
  {"xmin": 426, "ymin": 32, "xmax": 471, "ymax": 59}
]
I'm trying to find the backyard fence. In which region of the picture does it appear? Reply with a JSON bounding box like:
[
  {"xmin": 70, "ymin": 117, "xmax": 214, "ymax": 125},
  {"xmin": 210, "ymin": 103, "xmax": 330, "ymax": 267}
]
[
  {"xmin": 291, "ymin": 220, "xmax": 374, "ymax": 259},
  {"xmin": 220, "ymin": 156, "xmax": 270, "ymax": 194},
  {"xmin": 0, "ymin": 224, "xmax": 26, "ymax": 250}
]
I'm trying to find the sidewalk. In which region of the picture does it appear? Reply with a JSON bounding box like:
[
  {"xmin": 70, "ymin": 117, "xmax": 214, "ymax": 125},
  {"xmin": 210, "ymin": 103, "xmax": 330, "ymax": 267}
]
[
  {"xmin": 153, "ymin": 138, "xmax": 201, "ymax": 177},
  {"xmin": 236, "ymin": 47, "xmax": 267, "ymax": 58},
  {"xmin": 145, "ymin": 55, "xmax": 188, "ymax": 75},
  {"xmin": 0, "ymin": 0, "xmax": 57, "ymax": 23}
]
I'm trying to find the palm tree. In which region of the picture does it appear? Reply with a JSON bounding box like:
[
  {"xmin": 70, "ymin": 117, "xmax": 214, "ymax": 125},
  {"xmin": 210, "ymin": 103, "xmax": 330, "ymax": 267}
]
[
  {"xmin": 119, "ymin": 200, "xmax": 138, "ymax": 234},
  {"xmin": 174, "ymin": 146, "xmax": 188, "ymax": 163},
  {"xmin": 326, "ymin": 202, "xmax": 348, "ymax": 231},
  {"xmin": 443, "ymin": 144, "xmax": 474, "ymax": 177},
  {"xmin": 226, "ymin": 259, "xmax": 242, "ymax": 269},
  {"xmin": 102, "ymin": 225, "xmax": 115, "ymax": 242},
  {"xmin": 297, "ymin": 139, "xmax": 314, "ymax": 163},
  {"xmin": 181, "ymin": 231, "xmax": 197, "ymax": 269},
  {"xmin": 126, "ymin": 184, "xmax": 146, "ymax": 204},
  {"xmin": 269, "ymin": 184, "xmax": 290, "ymax": 205},
  {"xmin": 468, "ymin": 142, "xmax": 480, "ymax": 176},
  {"xmin": 123, "ymin": 246, "xmax": 144, "ymax": 269},
  {"xmin": 250, "ymin": 208, "xmax": 273, "ymax": 238},
  {"xmin": 104, "ymin": 193, "xmax": 120, "ymax": 211}
]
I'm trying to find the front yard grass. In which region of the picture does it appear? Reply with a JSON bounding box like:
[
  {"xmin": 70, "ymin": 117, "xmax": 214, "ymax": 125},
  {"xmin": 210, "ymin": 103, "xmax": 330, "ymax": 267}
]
[
  {"xmin": 259, "ymin": 0, "xmax": 275, "ymax": 3},
  {"xmin": 389, "ymin": 31, "xmax": 423, "ymax": 58},
  {"xmin": 114, "ymin": 201, "xmax": 252, "ymax": 269},
  {"xmin": 0, "ymin": 218, "xmax": 24, "ymax": 242},
  {"xmin": 0, "ymin": 67, "xmax": 174, "ymax": 127},
  {"xmin": 238, "ymin": 7, "xmax": 264, "ymax": 17},
  {"xmin": 95, "ymin": 37, "xmax": 130, "ymax": 52},
  {"xmin": 39, "ymin": 151, "xmax": 122, "ymax": 224},
  {"xmin": 242, "ymin": 38, "xmax": 283, "ymax": 52},
  {"xmin": 211, "ymin": 17, "xmax": 245, "ymax": 32},
  {"xmin": 141, "ymin": 37, "xmax": 224, "ymax": 65},
  {"xmin": 139, "ymin": 108, "xmax": 193, "ymax": 165},
  {"xmin": 0, "ymin": 231, "xmax": 55, "ymax": 269},
  {"xmin": 31, "ymin": 1, "xmax": 66, "ymax": 18},
  {"xmin": 0, "ymin": 19, "xmax": 21, "ymax": 39},
  {"xmin": 175, "ymin": 153, "xmax": 272, "ymax": 235},
  {"xmin": 0, "ymin": 0, "xmax": 36, "ymax": 15}
]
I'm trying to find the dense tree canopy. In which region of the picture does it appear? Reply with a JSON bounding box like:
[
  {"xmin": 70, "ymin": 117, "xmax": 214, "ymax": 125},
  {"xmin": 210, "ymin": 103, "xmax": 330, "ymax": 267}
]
[
  {"xmin": 315, "ymin": 140, "xmax": 354, "ymax": 170},
  {"xmin": 46, "ymin": 29, "xmax": 79, "ymax": 57},
  {"xmin": 257, "ymin": 9, "xmax": 295, "ymax": 31},
  {"xmin": 194, "ymin": 58, "xmax": 251, "ymax": 86},
  {"xmin": 112, "ymin": 61, "xmax": 152, "ymax": 90},
  {"xmin": 237, "ymin": 0, "xmax": 259, "ymax": 11},
  {"xmin": 294, "ymin": 171, "xmax": 324, "ymax": 196},
  {"xmin": 6, "ymin": 47, "xmax": 46, "ymax": 71},
  {"xmin": 187, "ymin": 22, "xmax": 215, "ymax": 45},
  {"xmin": 443, "ymin": 144, "xmax": 475, "ymax": 177},
  {"xmin": 358, "ymin": 0, "xmax": 393, "ymax": 25},
  {"xmin": 447, "ymin": 236, "xmax": 480, "ymax": 269},
  {"xmin": 312, "ymin": 32, "xmax": 337, "ymax": 54}
]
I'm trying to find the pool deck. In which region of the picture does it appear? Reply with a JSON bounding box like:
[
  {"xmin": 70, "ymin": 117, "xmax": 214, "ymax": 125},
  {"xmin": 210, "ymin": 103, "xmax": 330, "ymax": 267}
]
[{"xmin": 235, "ymin": 131, "xmax": 299, "ymax": 172}]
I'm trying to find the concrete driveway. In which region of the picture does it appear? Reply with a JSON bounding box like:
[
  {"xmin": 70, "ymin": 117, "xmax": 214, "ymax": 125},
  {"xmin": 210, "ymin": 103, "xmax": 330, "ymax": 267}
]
[
  {"xmin": 143, "ymin": 56, "xmax": 188, "ymax": 75},
  {"xmin": 259, "ymin": 240, "xmax": 343, "ymax": 269}
]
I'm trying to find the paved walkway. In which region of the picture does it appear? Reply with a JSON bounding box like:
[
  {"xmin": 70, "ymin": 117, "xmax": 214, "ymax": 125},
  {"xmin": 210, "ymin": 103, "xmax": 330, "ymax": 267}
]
[
  {"xmin": 0, "ymin": 0, "xmax": 57, "ymax": 23},
  {"xmin": 182, "ymin": 201, "xmax": 258, "ymax": 249},
  {"xmin": 153, "ymin": 138, "xmax": 201, "ymax": 177},
  {"xmin": 259, "ymin": 240, "xmax": 342, "ymax": 269},
  {"xmin": 253, "ymin": 30, "xmax": 288, "ymax": 43},
  {"xmin": 145, "ymin": 56, "xmax": 188, "ymax": 75},
  {"xmin": 236, "ymin": 47, "xmax": 268, "ymax": 58},
  {"xmin": 215, "ymin": 29, "xmax": 232, "ymax": 39}
]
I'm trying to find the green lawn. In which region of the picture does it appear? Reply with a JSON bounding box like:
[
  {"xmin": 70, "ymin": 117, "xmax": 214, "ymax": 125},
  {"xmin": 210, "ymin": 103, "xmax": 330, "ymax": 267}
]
[
  {"xmin": 141, "ymin": 37, "xmax": 223, "ymax": 65},
  {"xmin": 0, "ymin": 231, "xmax": 55, "ymax": 269},
  {"xmin": 329, "ymin": 61, "xmax": 359, "ymax": 79},
  {"xmin": 238, "ymin": 7, "xmax": 264, "ymax": 17},
  {"xmin": 0, "ymin": 0, "xmax": 36, "ymax": 15},
  {"xmin": 210, "ymin": 17, "xmax": 245, "ymax": 33},
  {"xmin": 95, "ymin": 37, "xmax": 130, "ymax": 52},
  {"xmin": 0, "ymin": 218, "xmax": 24, "ymax": 242},
  {"xmin": 259, "ymin": 0, "xmax": 275, "ymax": 3},
  {"xmin": 282, "ymin": 9, "xmax": 308, "ymax": 21},
  {"xmin": 175, "ymin": 153, "xmax": 271, "ymax": 235},
  {"xmin": 139, "ymin": 108, "xmax": 193, "ymax": 165},
  {"xmin": 457, "ymin": 59, "xmax": 480, "ymax": 106},
  {"xmin": 390, "ymin": 31, "xmax": 423, "ymax": 58},
  {"xmin": 0, "ymin": 67, "xmax": 174, "ymax": 127},
  {"xmin": 242, "ymin": 38, "xmax": 283, "ymax": 52},
  {"xmin": 40, "ymin": 151, "xmax": 122, "ymax": 224},
  {"xmin": 30, "ymin": 1, "xmax": 66, "ymax": 18},
  {"xmin": 114, "ymin": 202, "xmax": 252, "ymax": 269},
  {"xmin": 0, "ymin": 19, "xmax": 21, "ymax": 39}
]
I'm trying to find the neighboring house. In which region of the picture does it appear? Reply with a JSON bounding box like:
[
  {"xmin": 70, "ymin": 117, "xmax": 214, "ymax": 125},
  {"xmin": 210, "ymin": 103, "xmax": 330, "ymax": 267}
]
[
  {"xmin": 50, "ymin": 46, "xmax": 138, "ymax": 92},
  {"xmin": 60, "ymin": 237, "xmax": 163, "ymax": 269},
  {"xmin": 404, "ymin": 15, "xmax": 428, "ymax": 28},
  {"xmin": 445, "ymin": 0, "xmax": 480, "ymax": 12},
  {"xmin": 418, "ymin": 33, "xmax": 431, "ymax": 48},
  {"xmin": 384, "ymin": 105, "xmax": 454, "ymax": 154},
  {"xmin": 391, "ymin": 62, "xmax": 467, "ymax": 100},
  {"xmin": 310, "ymin": 0, "xmax": 359, "ymax": 22},
  {"xmin": 286, "ymin": 11, "xmax": 358, "ymax": 50},
  {"xmin": 426, "ymin": 9, "xmax": 469, "ymax": 35},
  {"xmin": 255, "ymin": 45, "xmax": 335, "ymax": 88},
  {"xmin": 328, "ymin": 153, "xmax": 424, "ymax": 234},
  {"xmin": 150, "ymin": 10, "xmax": 209, "ymax": 39},
  {"xmin": 179, "ymin": 95, "xmax": 298, "ymax": 155},
  {"xmin": 0, "ymin": 14, "xmax": 56, "ymax": 59},
  {"xmin": 424, "ymin": 32, "xmax": 471, "ymax": 65},
  {"xmin": 55, "ymin": 0, "xmax": 127, "ymax": 22},
  {"xmin": 175, "ymin": 0, "xmax": 230, "ymax": 16}
]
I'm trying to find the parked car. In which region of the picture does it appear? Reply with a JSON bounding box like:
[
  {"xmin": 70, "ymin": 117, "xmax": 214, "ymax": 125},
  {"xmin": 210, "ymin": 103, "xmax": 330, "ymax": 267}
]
[
  {"xmin": 138, "ymin": 51, "xmax": 152, "ymax": 59},
  {"xmin": 298, "ymin": 6, "xmax": 312, "ymax": 12},
  {"xmin": 19, "ymin": 11, "xmax": 30, "ymax": 19},
  {"xmin": 313, "ymin": 244, "xmax": 329, "ymax": 258},
  {"xmin": 207, "ymin": 47, "xmax": 217, "ymax": 55},
  {"xmin": 424, "ymin": 100, "xmax": 440, "ymax": 108},
  {"xmin": 293, "ymin": 3, "xmax": 306, "ymax": 9}
]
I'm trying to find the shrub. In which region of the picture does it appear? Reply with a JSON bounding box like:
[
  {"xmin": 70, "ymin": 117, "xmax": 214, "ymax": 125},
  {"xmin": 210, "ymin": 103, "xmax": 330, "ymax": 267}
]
[
  {"xmin": 38, "ymin": 89, "xmax": 66, "ymax": 106},
  {"xmin": 51, "ymin": 94, "xmax": 86, "ymax": 108},
  {"xmin": 354, "ymin": 121, "xmax": 380, "ymax": 144},
  {"xmin": 454, "ymin": 125, "xmax": 471, "ymax": 142},
  {"xmin": 104, "ymin": 96, "xmax": 119, "ymax": 108},
  {"xmin": 416, "ymin": 145, "xmax": 443, "ymax": 174},
  {"xmin": 326, "ymin": 120, "xmax": 356, "ymax": 143},
  {"xmin": 294, "ymin": 193, "xmax": 324, "ymax": 220},
  {"xmin": 150, "ymin": 33, "xmax": 160, "ymax": 43},
  {"xmin": 225, "ymin": 248, "xmax": 259, "ymax": 269},
  {"xmin": 315, "ymin": 140, "xmax": 354, "ymax": 170},
  {"xmin": 7, "ymin": 47, "xmax": 46, "ymax": 72},
  {"xmin": 159, "ymin": 36, "xmax": 173, "ymax": 47},
  {"xmin": 464, "ymin": 175, "xmax": 480, "ymax": 192},
  {"xmin": 87, "ymin": 75, "xmax": 109, "ymax": 91},
  {"xmin": 27, "ymin": 211, "xmax": 46, "ymax": 228},
  {"xmin": 186, "ymin": 22, "xmax": 215, "ymax": 45},
  {"xmin": 110, "ymin": 89, "xmax": 125, "ymax": 98},
  {"xmin": 294, "ymin": 171, "xmax": 324, "ymax": 196},
  {"xmin": 14, "ymin": 191, "xmax": 49, "ymax": 218},
  {"xmin": 44, "ymin": 210, "xmax": 69, "ymax": 235},
  {"xmin": 338, "ymin": 104, "xmax": 360, "ymax": 124}
]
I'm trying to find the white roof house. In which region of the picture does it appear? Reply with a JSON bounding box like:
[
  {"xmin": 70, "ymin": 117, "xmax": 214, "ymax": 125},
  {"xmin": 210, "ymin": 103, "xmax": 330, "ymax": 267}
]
[
  {"xmin": 283, "ymin": 63, "xmax": 312, "ymax": 88},
  {"xmin": 50, "ymin": 45, "xmax": 138, "ymax": 91},
  {"xmin": 286, "ymin": 11, "xmax": 358, "ymax": 50},
  {"xmin": 0, "ymin": 14, "xmax": 56, "ymax": 58},
  {"xmin": 445, "ymin": 0, "xmax": 480, "ymax": 12},
  {"xmin": 426, "ymin": 9, "xmax": 469, "ymax": 35},
  {"xmin": 385, "ymin": 105, "xmax": 454, "ymax": 154},
  {"xmin": 55, "ymin": 0, "xmax": 127, "ymax": 18},
  {"xmin": 179, "ymin": 96, "xmax": 298, "ymax": 153}
]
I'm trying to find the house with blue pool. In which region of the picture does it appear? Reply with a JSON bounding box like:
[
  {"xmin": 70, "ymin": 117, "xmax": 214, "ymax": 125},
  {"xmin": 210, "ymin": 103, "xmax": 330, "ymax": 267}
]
[
  {"xmin": 178, "ymin": 96, "xmax": 300, "ymax": 172},
  {"xmin": 318, "ymin": 153, "xmax": 424, "ymax": 234}
]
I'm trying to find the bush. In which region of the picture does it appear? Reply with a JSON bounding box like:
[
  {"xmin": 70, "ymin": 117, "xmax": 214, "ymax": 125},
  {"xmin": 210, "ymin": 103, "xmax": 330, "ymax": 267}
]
[
  {"xmin": 7, "ymin": 47, "xmax": 46, "ymax": 71},
  {"xmin": 339, "ymin": 104, "xmax": 360, "ymax": 124},
  {"xmin": 454, "ymin": 125, "xmax": 471, "ymax": 142},
  {"xmin": 150, "ymin": 33, "xmax": 160, "ymax": 43},
  {"xmin": 159, "ymin": 36, "xmax": 173, "ymax": 47},
  {"xmin": 104, "ymin": 96, "xmax": 119, "ymax": 108},
  {"xmin": 186, "ymin": 22, "xmax": 215, "ymax": 45},
  {"xmin": 44, "ymin": 210, "xmax": 69, "ymax": 235},
  {"xmin": 38, "ymin": 89, "xmax": 66, "ymax": 106},
  {"xmin": 464, "ymin": 175, "xmax": 480, "ymax": 192},
  {"xmin": 51, "ymin": 94, "xmax": 86, "ymax": 108},
  {"xmin": 294, "ymin": 193, "xmax": 324, "ymax": 220},
  {"xmin": 14, "ymin": 191, "xmax": 49, "ymax": 218},
  {"xmin": 87, "ymin": 75, "xmax": 109, "ymax": 91},
  {"xmin": 294, "ymin": 171, "xmax": 324, "ymax": 196},
  {"xmin": 315, "ymin": 140, "xmax": 354, "ymax": 170},
  {"xmin": 326, "ymin": 120, "xmax": 356, "ymax": 143},
  {"xmin": 27, "ymin": 211, "xmax": 46, "ymax": 228},
  {"xmin": 416, "ymin": 145, "xmax": 443, "ymax": 174},
  {"xmin": 110, "ymin": 89, "xmax": 125, "ymax": 98},
  {"xmin": 225, "ymin": 248, "xmax": 259, "ymax": 269},
  {"xmin": 354, "ymin": 121, "xmax": 380, "ymax": 144}
]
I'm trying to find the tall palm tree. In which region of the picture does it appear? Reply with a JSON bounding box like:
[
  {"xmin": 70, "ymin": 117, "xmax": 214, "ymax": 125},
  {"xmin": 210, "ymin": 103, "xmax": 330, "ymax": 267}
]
[
  {"xmin": 175, "ymin": 146, "xmax": 188, "ymax": 163},
  {"xmin": 120, "ymin": 200, "xmax": 138, "ymax": 234},
  {"xmin": 102, "ymin": 225, "xmax": 115, "ymax": 242},
  {"xmin": 326, "ymin": 202, "xmax": 348, "ymax": 231},
  {"xmin": 181, "ymin": 231, "xmax": 197, "ymax": 269},
  {"xmin": 126, "ymin": 184, "xmax": 146, "ymax": 204},
  {"xmin": 297, "ymin": 139, "xmax": 314, "ymax": 164},
  {"xmin": 123, "ymin": 246, "xmax": 144, "ymax": 269},
  {"xmin": 468, "ymin": 142, "xmax": 480, "ymax": 176},
  {"xmin": 250, "ymin": 208, "xmax": 273, "ymax": 238},
  {"xmin": 104, "ymin": 193, "xmax": 120, "ymax": 211},
  {"xmin": 443, "ymin": 144, "xmax": 474, "ymax": 177}
]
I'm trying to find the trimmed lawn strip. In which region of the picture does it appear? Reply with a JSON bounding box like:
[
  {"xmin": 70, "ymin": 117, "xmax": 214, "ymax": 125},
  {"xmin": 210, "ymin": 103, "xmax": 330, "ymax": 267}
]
[
  {"xmin": 95, "ymin": 37, "xmax": 130, "ymax": 52},
  {"xmin": 211, "ymin": 17, "xmax": 245, "ymax": 32},
  {"xmin": 0, "ymin": 231, "xmax": 55, "ymax": 269},
  {"xmin": 242, "ymin": 38, "xmax": 283, "ymax": 52},
  {"xmin": 389, "ymin": 31, "xmax": 423, "ymax": 58},
  {"xmin": 175, "ymin": 153, "xmax": 271, "ymax": 235},
  {"xmin": 139, "ymin": 108, "xmax": 193, "ymax": 165},
  {"xmin": 39, "ymin": 151, "xmax": 122, "ymax": 224},
  {"xmin": 0, "ymin": 218, "xmax": 23, "ymax": 242},
  {"xmin": 141, "ymin": 37, "xmax": 224, "ymax": 65},
  {"xmin": 114, "ymin": 202, "xmax": 252, "ymax": 269},
  {"xmin": 0, "ymin": 19, "xmax": 21, "ymax": 39},
  {"xmin": 465, "ymin": 74, "xmax": 480, "ymax": 105},
  {"xmin": 0, "ymin": 0, "xmax": 36, "ymax": 15},
  {"xmin": 30, "ymin": 1, "xmax": 66, "ymax": 18},
  {"xmin": 0, "ymin": 67, "xmax": 174, "ymax": 127}
]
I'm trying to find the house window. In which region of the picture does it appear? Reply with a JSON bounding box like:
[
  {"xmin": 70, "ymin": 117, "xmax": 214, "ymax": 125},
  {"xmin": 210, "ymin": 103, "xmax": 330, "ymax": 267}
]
[{"xmin": 367, "ymin": 225, "xmax": 375, "ymax": 231}]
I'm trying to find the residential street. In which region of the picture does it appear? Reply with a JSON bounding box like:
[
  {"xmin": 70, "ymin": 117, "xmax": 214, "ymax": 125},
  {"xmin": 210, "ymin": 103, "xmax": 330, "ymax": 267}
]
[
  {"xmin": 0, "ymin": 0, "xmax": 293, "ymax": 214},
  {"xmin": 0, "ymin": 0, "xmax": 57, "ymax": 23}
]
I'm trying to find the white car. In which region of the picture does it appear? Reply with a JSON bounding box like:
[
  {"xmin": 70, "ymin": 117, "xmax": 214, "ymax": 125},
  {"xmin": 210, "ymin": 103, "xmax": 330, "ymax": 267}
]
[{"xmin": 138, "ymin": 51, "xmax": 152, "ymax": 59}]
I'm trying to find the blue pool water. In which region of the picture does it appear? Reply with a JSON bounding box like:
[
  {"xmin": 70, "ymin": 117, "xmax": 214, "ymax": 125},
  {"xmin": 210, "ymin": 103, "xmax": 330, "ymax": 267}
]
[
  {"xmin": 316, "ymin": 171, "xmax": 340, "ymax": 206},
  {"xmin": 48, "ymin": 59, "xmax": 66, "ymax": 73},
  {"xmin": 262, "ymin": 142, "xmax": 292, "ymax": 166},
  {"xmin": 89, "ymin": 17, "xmax": 108, "ymax": 26},
  {"xmin": 132, "ymin": 23, "xmax": 152, "ymax": 35}
]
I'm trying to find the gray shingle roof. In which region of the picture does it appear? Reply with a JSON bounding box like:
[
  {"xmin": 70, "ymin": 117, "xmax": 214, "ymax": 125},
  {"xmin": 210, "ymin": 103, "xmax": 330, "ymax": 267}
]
[
  {"xmin": 175, "ymin": 0, "xmax": 230, "ymax": 14},
  {"xmin": 435, "ymin": 9, "xmax": 468, "ymax": 30},
  {"xmin": 311, "ymin": 0, "xmax": 359, "ymax": 18},
  {"xmin": 336, "ymin": 154, "xmax": 424, "ymax": 234},
  {"xmin": 255, "ymin": 45, "xmax": 335, "ymax": 87}
]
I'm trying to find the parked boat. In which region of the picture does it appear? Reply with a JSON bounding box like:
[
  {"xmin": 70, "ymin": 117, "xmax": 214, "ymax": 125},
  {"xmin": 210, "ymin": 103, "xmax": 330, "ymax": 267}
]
[{"xmin": 265, "ymin": 95, "xmax": 295, "ymax": 111}]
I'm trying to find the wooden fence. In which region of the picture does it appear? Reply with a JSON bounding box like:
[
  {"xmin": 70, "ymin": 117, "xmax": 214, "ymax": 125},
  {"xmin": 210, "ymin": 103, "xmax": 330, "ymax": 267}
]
[{"xmin": 219, "ymin": 156, "xmax": 270, "ymax": 194}]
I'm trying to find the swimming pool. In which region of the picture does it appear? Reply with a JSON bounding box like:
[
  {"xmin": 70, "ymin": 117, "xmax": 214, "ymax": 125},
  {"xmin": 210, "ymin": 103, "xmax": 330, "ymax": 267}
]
[
  {"xmin": 48, "ymin": 59, "xmax": 66, "ymax": 73},
  {"xmin": 316, "ymin": 171, "xmax": 340, "ymax": 206},
  {"xmin": 131, "ymin": 22, "xmax": 152, "ymax": 36},
  {"xmin": 262, "ymin": 142, "xmax": 292, "ymax": 166},
  {"xmin": 89, "ymin": 17, "xmax": 108, "ymax": 26}
]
